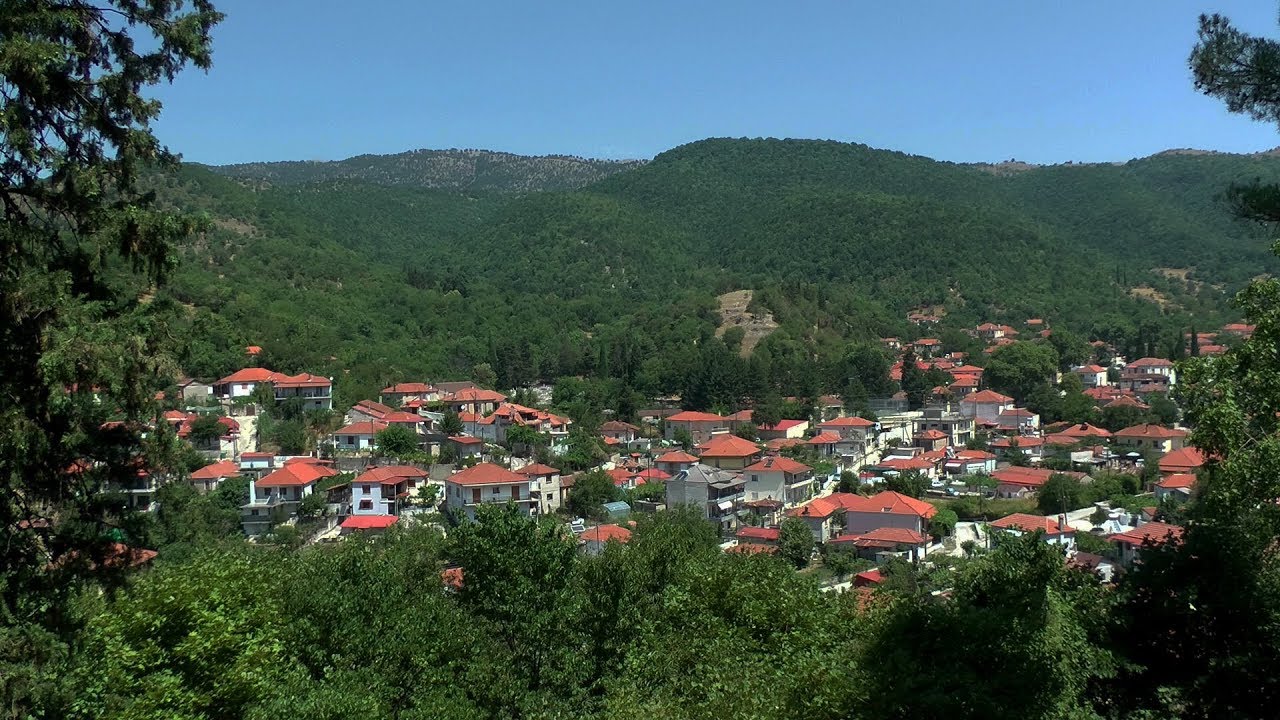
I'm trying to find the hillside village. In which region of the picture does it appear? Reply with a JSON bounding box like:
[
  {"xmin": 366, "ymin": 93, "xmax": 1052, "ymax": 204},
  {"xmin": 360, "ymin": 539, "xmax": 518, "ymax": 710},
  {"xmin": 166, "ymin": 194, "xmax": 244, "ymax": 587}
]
[{"xmin": 113, "ymin": 314, "xmax": 1249, "ymax": 590}]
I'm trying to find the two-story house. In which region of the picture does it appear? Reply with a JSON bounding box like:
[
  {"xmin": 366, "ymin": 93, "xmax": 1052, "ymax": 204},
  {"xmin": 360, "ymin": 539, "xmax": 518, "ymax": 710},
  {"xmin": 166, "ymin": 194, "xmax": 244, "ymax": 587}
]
[
  {"xmin": 743, "ymin": 455, "xmax": 814, "ymax": 507},
  {"xmin": 664, "ymin": 411, "xmax": 731, "ymax": 444},
  {"xmin": 242, "ymin": 459, "xmax": 338, "ymax": 536},
  {"xmin": 1073, "ymin": 364, "xmax": 1109, "ymax": 388},
  {"xmin": 1113, "ymin": 424, "xmax": 1188, "ymax": 455},
  {"xmin": 664, "ymin": 463, "xmax": 746, "ymax": 533},
  {"xmin": 332, "ymin": 421, "xmax": 389, "ymax": 452},
  {"xmin": 380, "ymin": 382, "xmax": 439, "ymax": 406},
  {"xmin": 350, "ymin": 465, "xmax": 427, "ymax": 516},
  {"xmin": 695, "ymin": 433, "xmax": 762, "ymax": 470},
  {"xmin": 442, "ymin": 388, "xmax": 507, "ymax": 416},
  {"xmin": 515, "ymin": 462, "xmax": 564, "ymax": 515},
  {"xmin": 272, "ymin": 373, "xmax": 333, "ymax": 410},
  {"xmin": 654, "ymin": 449, "xmax": 699, "ymax": 476},
  {"xmin": 1110, "ymin": 521, "xmax": 1183, "ymax": 567},
  {"xmin": 959, "ymin": 390, "xmax": 1015, "ymax": 425},
  {"xmin": 445, "ymin": 463, "xmax": 536, "ymax": 521}
]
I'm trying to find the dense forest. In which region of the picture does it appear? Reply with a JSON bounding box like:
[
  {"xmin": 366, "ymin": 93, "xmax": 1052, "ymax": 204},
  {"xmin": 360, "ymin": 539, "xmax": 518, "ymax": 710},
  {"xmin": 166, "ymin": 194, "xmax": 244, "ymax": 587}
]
[{"xmin": 157, "ymin": 138, "xmax": 1280, "ymax": 406}]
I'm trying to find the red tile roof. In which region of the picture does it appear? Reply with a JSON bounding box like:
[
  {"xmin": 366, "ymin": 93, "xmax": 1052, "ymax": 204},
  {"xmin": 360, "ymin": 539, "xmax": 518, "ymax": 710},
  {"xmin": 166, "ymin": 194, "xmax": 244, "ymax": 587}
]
[
  {"xmin": 1156, "ymin": 473, "xmax": 1197, "ymax": 490},
  {"xmin": 696, "ymin": 434, "xmax": 761, "ymax": 458},
  {"xmin": 758, "ymin": 419, "xmax": 807, "ymax": 432},
  {"xmin": 743, "ymin": 455, "xmax": 811, "ymax": 474},
  {"xmin": 830, "ymin": 527, "xmax": 929, "ymax": 546},
  {"xmin": 216, "ymin": 367, "xmax": 279, "ymax": 385},
  {"xmin": 334, "ymin": 421, "xmax": 389, "ymax": 436},
  {"xmin": 340, "ymin": 515, "xmax": 399, "ymax": 530},
  {"xmin": 990, "ymin": 466, "xmax": 1056, "ymax": 488},
  {"xmin": 963, "ymin": 389, "xmax": 1014, "ymax": 404},
  {"xmin": 1115, "ymin": 424, "xmax": 1187, "ymax": 440},
  {"xmin": 879, "ymin": 456, "xmax": 935, "ymax": 471},
  {"xmin": 914, "ymin": 429, "xmax": 948, "ymax": 440},
  {"xmin": 447, "ymin": 462, "xmax": 526, "ymax": 486},
  {"xmin": 990, "ymin": 513, "xmax": 1074, "ymax": 536},
  {"xmin": 990, "ymin": 436, "xmax": 1044, "ymax": 448},
  {"xmin": 736, "ymin": 526, "xmax": 780, "ymax": 541},
  {"xmin": 655, "ymin": 450, "xmax": 699, "ymax": 463},
  {"xmin": 515, "ymin": 463, "xmax": 560, "ymax": 476},
  {"xmin": 1058, "ymin": 423, "xmax": 1112, "ymax": 439},
  {"xmin": 444, "ymin": 388, "xmax": 507, "ymax": 403},
  {"xmin": 1104, "ymin": 395, "xmax": 1151, "ymax": 410},
  {"xmin": 382, "ymin": 382, "xmax": 436, "ymax": 394},
  {"xmin": 1110, "ymin": 522, "xmax": 1184, "ymax": 547},
  {"xmin": 272, "ymin": 372, "xmax": 331, "ymax": 389},
  {"xmin": 820, "ymin": 416, "xmax": 875, "ymax": 428},
  {"xmin": 1128, "ymin": 357, "xmax": 1174, "ymax": 368},
  {"xmin": 806, "ymin": 431, "xmax": 843, "ymax": 445},
  {"xmin": 190, "ymin": 460, "xmax": 240, "ymax": 481},
  {"xmin": 257, "ymin": 462, "xmax": 339, "ymax": 488},
  {"xmin": 1158, "ymin": 447, "xmax": 1206, "ymax": 474},
  {"xmin": 667, "ymin": 410, "xmax": 728, "ymax": 423},
  {"xmin": 354, "ymin": 465, "xmax": 428, "ymax": 485},
  {"xmin": 581, "ymin": 524, "xmax": 632, "ymax": 544}
]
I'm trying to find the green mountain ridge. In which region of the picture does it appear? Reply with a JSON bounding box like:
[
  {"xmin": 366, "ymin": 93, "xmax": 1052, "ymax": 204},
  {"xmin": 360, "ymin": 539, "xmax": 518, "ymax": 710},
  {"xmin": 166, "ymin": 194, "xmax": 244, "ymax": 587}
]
[
  {"xmin": 163, "ymin": 137, "xmax": 1280, "ymax": 401},
  {"xmin": 204, "ymin": 148, "xmax": 646, "ymax": 192}
]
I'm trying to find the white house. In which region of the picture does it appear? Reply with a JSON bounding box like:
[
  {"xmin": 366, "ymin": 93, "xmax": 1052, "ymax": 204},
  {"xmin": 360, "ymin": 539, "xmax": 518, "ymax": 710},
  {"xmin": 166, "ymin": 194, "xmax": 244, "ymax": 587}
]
[
  {"xmin": 515, "ymin": 462, "xmax": 564, "ymax": 515},
  {"xmin": 332, "ymin": 421, "xmax": 388, "ymax": 451},
  {"xmin": 445, "ymin": 463, "xmax": 537, "ymax": 521},
  {"xmin": 350, "ymin": 465, "xmax": 427, "ymax": 516},
  {"xmin": 959, "ymin": 390, "xmax": 1015, "ymax": 425},
  {"xmin": 189, "ymin": 459, "xmax": 239, "ymax": 495},
  {"xmin": 1073, "ymin": 364, "xmax": 1109, "ymax": 388},
  {"xmin": 743, "ymin": 455, "xmax": 815, "ymax": 508}
]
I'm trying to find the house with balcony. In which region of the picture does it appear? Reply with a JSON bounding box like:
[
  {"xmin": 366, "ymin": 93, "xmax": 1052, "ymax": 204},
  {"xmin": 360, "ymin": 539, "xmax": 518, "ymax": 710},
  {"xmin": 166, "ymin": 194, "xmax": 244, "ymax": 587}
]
[
  {"xmin": 743, "ymin": 455, "xmax": 814, "ymax": 508},
  {"xmin": 442, "ymin": 388, "xmax": 507, "ymax": 416},
  {"xmin": 242, "ymin": 459, "xmax": 338, "ymax": 536},
  {"xmin": 1110, "ymin": 522, "xmax": 1184, "ymax": 567},
  {"xmin": 942, "ymin": 448, "xmax": 997, "ymax": 476},
  {"xmin": 445, "ymin": 463, "xmax": 537, "ymax": 521},
  {"xmin": 380, "ymin": 382, "xmax": 439, "ymax": 406},
  {"xmin": 665, "ymin": 463, "xmax": 746, "ymax": 534},
  {"xmin": 1073, "ymin": 364, "xmax": 1109, "ymax": 388},
  {"xmin": 916, "ymin": 406, "xmax": 976, "ymax": 447},
  {"xmin": 350, "ymin": 465, "xmax": 425, "ymax": 516},
  {"xmin": 959, "ymin": 389, "xmax": 1016, "ymax": 425},
  {"xmin": 664, "ymin": 411, "xmax": 731, "ymax": 444},
  {"xmin": 515, "ymin": 462, "xmax": 564, "ymax": 515},
  {"xmin": 273, "ymin": 373, "xmax": 333, "ymax": 410},
  {"xmin": 654, "ymin": 449, "xmax": 698, "ymax": 476}
]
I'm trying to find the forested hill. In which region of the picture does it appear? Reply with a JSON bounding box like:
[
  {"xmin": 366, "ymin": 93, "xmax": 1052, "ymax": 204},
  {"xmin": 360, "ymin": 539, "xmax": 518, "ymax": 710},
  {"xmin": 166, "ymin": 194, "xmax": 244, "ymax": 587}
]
[
  {"xmin": 204, "ymin": 148, "xmax": 646, "ymax": 192},
  {"xmin": 162, "ymin": 138, "xmax": 1280, "ymax": 401}
]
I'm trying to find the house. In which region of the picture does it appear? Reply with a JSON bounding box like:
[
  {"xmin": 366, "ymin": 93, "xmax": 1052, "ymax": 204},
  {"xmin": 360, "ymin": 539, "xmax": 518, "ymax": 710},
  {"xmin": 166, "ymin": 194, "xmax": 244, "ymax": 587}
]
[
  {"xmin": 916, "ymin": 406, "xmax": 976, "ymax": 447},
  {"xmin": 349, "ymin": 399, "xmax": 396, "ymax": 423},
  {"xmin": 515, "ymin": 463, "xmax": 564, "ymax": 515},
  {"xmin": 817, "ymin": 416, "xmax": 878, "ymax": 461},
  {"xmin": 786, "ymin": 493, "xmax": 857, "ymax": 543},
  {"xmin": 1125, "ymin": 357, "xmax": 1177, "ymax": 384},
  {"xmin": 757, "ymin": 419, "xmax": 809, "ymax": 441},
  {"xmin": 806, "ymin": 431, "xmax": 841, "ymax": 459},
  {"xmin": 695, "ymin": 433, "xmax": 762, "ymax": 470},
  {"xmin": 1114, "ymin": 424, "xmax": 1188, "ymax": 454},
  {"xmin": 445, "ymin": 463, "xmax": 536, "ymax": 521},
  {"xmin": 1221, "ymin": 322, "xmax": 1255, "ymax": 339},
  {"xmin": 665, "ymin": 463, "xmax": 746, "ymax": 533},
  {"xmin": 976, "ymin": 322, "xmax": 1007, "ymax": 341},
  {"xmin": 828, "ymin": 527, "xmax": 931, "ymax": 562},
  {"xmin": 332, "ymin": 421, "xmax": 389, "ymax": 452},
  {"xmin": 654, "ymin": 449, "xmax": 699, "ymax": 476},
  {"xmin": 664, "ymin": 411, "xmax": 730, "ymax": 444},
  {"xmin": 380, "ymin": 382, "xmax": 438, "ymax": 405},
  {"xmin": 735, "ymin": 525, "xmax": 780, "ymax": 548},
  {"xmin": 991, "ymin": 466, "xmax": 1062, "ymax": 498},
  {"xmin": 239, "ymin": 451, "xmax": 275, "ymax": 474},
  {"xmin": 743, "ymin": 455, "xmax": 815, "ymax": 507},
  {"xmin": 1155, "ymin": 473, "xmax": 1196, "ymax": 502},
  {"xmin": 913, "ymin": 429, "xmax": 948, "ymax": 452},
  {"xmin": 1111, "ymin": 522, "xmax": 1184, "ymax": 567},
  {"xmin": 876, "ymin": 455, "xmax": 938, "ymax": 479},
  {"xmin": 989, "ymin": 435, "xmax": 1045, "ymax": 463},
  {"xmin": 989, "ymin": 513, "xmax": 1076, "ymax": 549},
  {"xmin": 579, "ymin": 523, "xmax": 632, "ymax": 555},
  {"xmin": 272, "ymin": 373, "xmax": 333, "ymax": 410},
  {"xmin": 1157, "ymin": 446, "xmax": 1206, "ymax": 477},
  {"xmin": 943, "ymin": 449, "xmax": 997, "ymax": 476},
  {"xmin": 339, "ymin": 514, "xmax": 399, "ymax": 534},
  {"xmin": 442, "ymin": 388, "xmax": 507, "ymax": 416},
  {"xmin": 175, "ymin": 377, "xmax": 213, "ymax": 402},
  {"xmin": 913, "ymin": 338, "xmax": 942, "ymax": 358},
  {"xmin": 1073, "ymin": 364, "xmax": 1109, "ymax": 388},
  {"xmin": 242, "ymin": 459, "xmax": 338, "ymax": 535},
  {"xmin": 841, "ymin": 491, "xmax": 937, "ymax": 535},
  {"xmin": 448, "ymin": 435, "xmax": 485, "ymax": 460},
  {"xmin": 189, "ymin": 459, "xmax": 239, "ymax": 495},
  {"xmin": 600, "ymin": 420, "xmax": 642, "ymax": 443},
  {"xmin": 172, "ymin": 413, "xmax": 241, "ymax": 457},
  {"xmin": 959, "ymin": 390, "xmax": 1015, "ymax": 425},
  {"xmin": 853, "ymin": 568, "xmax": 884, "ymax": 587},
  {"xmin": 213, "ymin": 368, "xmax": 333, "ymax": 410},
  {"xmin": 1055, "ymin": 423, "xmax": 1112, "ymax": 442},
  {"xmin": 351, "ymin": 466, "xmax": 426, "ymax": 516},
  {"xmin": 996, "ymin": 408, "xmax": 1040, "ymax": 433}
]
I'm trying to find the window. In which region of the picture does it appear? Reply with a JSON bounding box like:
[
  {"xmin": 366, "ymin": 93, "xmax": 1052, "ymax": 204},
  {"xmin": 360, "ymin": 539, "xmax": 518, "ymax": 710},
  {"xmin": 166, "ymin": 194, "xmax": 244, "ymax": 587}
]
[
  {"xmin": 492, "ymin": 486, "xmax": 501, "ymax": 494},
  {"xmin": 472, "ymin": 488, "xmax": 481, "ymax": 503},
  {"xmin": 510, "ymin": 486, "xmax": 520, "ymax": 501},
  {"xmin": 358, "ymin": 499, "xmax": 372, "ymax": 510},
  {"xmin": 363, "ymin": 485, "xmax": 372, "ymax": 495},
  {"xmin": 751, "ymin": 475, "xmax": 759, "ymax": 483}
]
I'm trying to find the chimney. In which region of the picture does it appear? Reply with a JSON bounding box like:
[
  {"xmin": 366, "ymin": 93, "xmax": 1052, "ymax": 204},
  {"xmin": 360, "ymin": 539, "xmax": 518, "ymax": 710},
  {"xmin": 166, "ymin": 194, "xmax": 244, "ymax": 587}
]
[
  {"xmin": 248, "ymin": 479, "xmax": 258, "ymax": 505},
  {"xmin": 1058, "ymin": 514, "xmax": 1067, "ymax": 532}
]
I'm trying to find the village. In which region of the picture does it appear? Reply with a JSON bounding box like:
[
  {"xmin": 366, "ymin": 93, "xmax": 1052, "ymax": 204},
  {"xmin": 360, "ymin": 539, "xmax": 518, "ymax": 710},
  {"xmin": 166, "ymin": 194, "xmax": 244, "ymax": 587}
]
[{"xmin": 115, "ymin": 314, "xmax": 1248, "ymax": 593}]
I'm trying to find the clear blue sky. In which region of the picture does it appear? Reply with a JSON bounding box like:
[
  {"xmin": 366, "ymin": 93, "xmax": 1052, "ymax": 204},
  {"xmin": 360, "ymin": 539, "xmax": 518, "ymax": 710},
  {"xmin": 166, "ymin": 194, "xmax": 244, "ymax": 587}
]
[{"xmin": 152, "ymin": 0, "xmax": 1280, "ymax": 165}]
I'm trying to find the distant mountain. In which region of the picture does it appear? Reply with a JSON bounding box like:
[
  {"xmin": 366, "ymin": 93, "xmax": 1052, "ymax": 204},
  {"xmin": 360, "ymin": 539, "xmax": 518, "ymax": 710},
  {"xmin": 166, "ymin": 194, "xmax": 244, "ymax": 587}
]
[
  {"xmin": 204, "ymin": 148, "xmax": 646, "ymax": 192},
  {"xmin": 162, "ymin": 137, "xmax": 1280, "ymax": 400}
]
